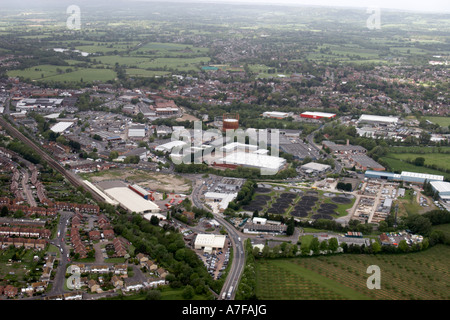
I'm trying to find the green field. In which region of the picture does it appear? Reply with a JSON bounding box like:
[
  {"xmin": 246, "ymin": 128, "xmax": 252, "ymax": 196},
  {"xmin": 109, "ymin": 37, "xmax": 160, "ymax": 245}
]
[
  {"xmin": 385, "ymin": 152, "xmax": 450, "ymax": 171},
  {"xmin": 7, "ymin": 65, "xmax": 117, "ymax": 84},
  {"xmin": 424, "ymin": 116, "xmax": 450, "ymax": 127},
  {"xmin": 255, "ymin": 244, "xmax": 450, "ymax": 300},
  {"xmin": 381, "ymin": 156, "xmax": 450, "ymax": 180}
]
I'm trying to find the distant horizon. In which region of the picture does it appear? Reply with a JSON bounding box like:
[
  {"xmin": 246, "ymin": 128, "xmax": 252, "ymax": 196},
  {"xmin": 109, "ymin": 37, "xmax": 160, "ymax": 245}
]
[
  {"xmin": 134, "ymin": 0, "xmax": 450, "ymax": 14},
  {"xmin": 3, "ymin": 0, "xmax": 450, "ymax": 13}
]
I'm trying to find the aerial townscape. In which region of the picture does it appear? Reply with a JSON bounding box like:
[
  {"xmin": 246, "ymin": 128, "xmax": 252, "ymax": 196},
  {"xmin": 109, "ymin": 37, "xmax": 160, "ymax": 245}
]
[{"xmin": 0, "ymin": 0, "xmax": 449, "ymax": 305}]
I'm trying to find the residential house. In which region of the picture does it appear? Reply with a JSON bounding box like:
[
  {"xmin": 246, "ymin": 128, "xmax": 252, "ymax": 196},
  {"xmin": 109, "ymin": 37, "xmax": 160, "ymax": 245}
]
[
  {"xmin": 145, "ymin": 260, "xmax": 158, "ymax": 271},
  {"xmin": 156, "ymin": 267, "xmax": 168, "ymax": 279},
  {"xmin": 113, "ymin": 264, "xmax": 128, "ymax": 275},
  {"xmin": 88, "ymin": 230, "xmax": 101, "ymax": 241},
  {"xmin": 103, "ymin": 229, "xmax": 115, "ymax": 240},
  {"xmin": 123, "ymin": 279, "xmax": 144, "ymax": 292},
  {"xmin": 87, "ymin": 279, "xmax": 100, "ymax": 293},
  {"xmin": 111, "ymin": 275, "xmax": 124, "ymax": 289},
  {"xmin": 4, "ymin": 285, "xmax": 18, "ymax": 298},
  {"xmin": 90, "ymin": 265, "xmax": 110, "ymax": 274}
]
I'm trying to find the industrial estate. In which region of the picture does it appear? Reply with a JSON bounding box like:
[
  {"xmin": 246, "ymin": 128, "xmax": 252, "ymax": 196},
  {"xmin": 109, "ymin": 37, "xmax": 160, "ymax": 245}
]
[{"xmin": 0, "ymin": 0, "xmax": 449, "ymax": 304}]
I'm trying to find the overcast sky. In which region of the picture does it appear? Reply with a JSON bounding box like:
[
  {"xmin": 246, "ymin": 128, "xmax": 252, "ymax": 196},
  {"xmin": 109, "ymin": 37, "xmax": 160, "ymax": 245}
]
[{"xmin": 142, "ymin": 0, "xmax": 450, "ymax": 13}]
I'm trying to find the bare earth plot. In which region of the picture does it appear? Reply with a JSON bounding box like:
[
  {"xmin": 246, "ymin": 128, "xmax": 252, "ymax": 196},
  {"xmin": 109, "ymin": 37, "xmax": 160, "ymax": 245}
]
[{"xmin": 81, "ymin": 169, "xmax": 192, "ymax": 194}]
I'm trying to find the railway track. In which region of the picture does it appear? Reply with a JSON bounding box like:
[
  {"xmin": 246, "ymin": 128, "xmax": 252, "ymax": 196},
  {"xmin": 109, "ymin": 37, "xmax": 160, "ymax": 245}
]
[{"xmin": 0, "ymin": 116, "xmax": 105, "ymax": 204}]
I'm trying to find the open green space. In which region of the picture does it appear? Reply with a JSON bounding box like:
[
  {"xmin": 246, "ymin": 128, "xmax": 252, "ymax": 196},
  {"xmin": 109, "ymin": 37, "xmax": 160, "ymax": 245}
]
[
  {"xmin": 385, "ymin": 152, "xmax": 450, "ymax": 171},
  {"xmin": 381, "ymin": 156, "xmax": 450, "ymax": 180},
  {"xmin": 7, "ymin": 65, "xmax": 117, "ymax": 84},
  {"xmin": 255, "ymin": 244, "xmax": 450, "ymax": 300},
  {"xmin": 424, "ymin": 116, "xmax": 450, "ymax": 128}
]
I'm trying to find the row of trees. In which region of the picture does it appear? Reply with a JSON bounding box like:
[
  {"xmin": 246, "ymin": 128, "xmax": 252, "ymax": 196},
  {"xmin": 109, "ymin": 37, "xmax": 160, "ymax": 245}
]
[{"xmin": 112, "ymin": 213, "xmax": 218, "ymax": 297}]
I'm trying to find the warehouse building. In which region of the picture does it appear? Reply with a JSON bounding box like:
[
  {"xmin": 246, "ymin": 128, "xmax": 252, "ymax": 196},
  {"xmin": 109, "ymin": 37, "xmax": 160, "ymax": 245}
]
[
  {"xmin": 430, "ymin": 181, "xmax": 450, "ymax": 202},
  {"xmin": 365, "ymin": 170, "xmax": 400, "ymax": 180},
  {"xmin": 204, "ymin": 192, "xmax": 238, "ymax": 212},
  {"xmin": 194, "ymin": 234, "xmax": 227, "ymax": 253},
  {"xmin": 50, "ymin": 121, "xmax": 74, "ymax": 133},
  {"xmin": 217, "ymin": 151, "xmax": 286, "ymax": 174},
  {"xmin": 349, "ymin": 154, "xmax": 385, "ymax": 171},
  {"xmin": 155, "ymin": 140, "xmax": 188, "ymax": 153},
  {"xmin": 104, "ymin": 187, "xmax": 160, "ymax": 214},
  {"xmin": 262, "ymin": 111, "xmax": 290, "ymax": 119},
  {"xmin": 300, "ymin": 111, "xmax": 336, "ymax": 120},
  {"xmin": 365, "ymin": 170, "xmax": 444, "ymax": 184},
  {"xmin": 357, "ymin": 114, "xmax": 399, "ymax": 125},
  {"xmin": 300, "ymin": 162, "xmax": 331, "ymax": 173},
  {"xmin": 400, "ymin": 171, "xmax": 444, "ymax": 184},
  {"xmin": 127, "ymin": 124, "xmax": 146, "ymax": 140}
]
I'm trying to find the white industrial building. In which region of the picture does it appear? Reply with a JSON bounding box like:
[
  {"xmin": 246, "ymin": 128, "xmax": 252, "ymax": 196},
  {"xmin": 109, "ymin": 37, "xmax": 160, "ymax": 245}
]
[
  {"xmin": 83, "ymin": 180, "xmax": 119, "ymax": 206},
  {"xmin": 300, "ymin": 162, "xmax": 331, "ymax": 173},
  {"xmin": 104, "ymin": 187, "xmax": 160, "ymax": 214},
  {"xmin": 16, "ymin": 98, "xmax": 64, "ymax": 111},
  {"xmin": 400, "ymin": 171, "xmax": 444, "ymax": 184},
  {"xmin": 204, "ymin": 192, "xmax": 238, "ymax": 212},
  {"xmin": 358, "ymin": 114, "xmax": 399, "ymax": 125},
  {"xmin": 50, "ymin": 121, "xmax": 74, "ymax": 133},
  {"xmin": 219, "ymin": 142, "xmax": 258, "ymax": 153},
  {"xmin": 430, "ymin": 181, "xmax": 450, "ymax": 202},
  {"xmin": 194, "ymin": 234, "xmax": 227, "ymax": 253},
  {"xmin": 218, "ymin": 151, "xmax": 286, "ymax": 174},
  {"xmin": 262, "ymin": 111, "xmax": 290, "ymax": 119},
  {"xmin": 155, "ymin": 140, "xmax": 188, "ymax": 153}
]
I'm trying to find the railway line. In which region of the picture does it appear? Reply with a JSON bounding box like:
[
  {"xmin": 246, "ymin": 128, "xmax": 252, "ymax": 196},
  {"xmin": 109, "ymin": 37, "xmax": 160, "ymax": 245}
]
[{"xmin": 0, "ymin": 116, "xmax": 105, "ymax": 204}]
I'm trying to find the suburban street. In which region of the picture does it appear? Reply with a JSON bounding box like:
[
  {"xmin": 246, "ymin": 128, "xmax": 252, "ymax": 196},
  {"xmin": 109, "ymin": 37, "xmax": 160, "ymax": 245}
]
[{"xmin": 48, "ymin": 211, "xmax": 73, "ymax": 297}]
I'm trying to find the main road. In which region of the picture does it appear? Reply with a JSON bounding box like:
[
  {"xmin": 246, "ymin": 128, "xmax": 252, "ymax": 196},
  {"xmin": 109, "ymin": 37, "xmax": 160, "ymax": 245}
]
[{"xmin": 189, "ymin": 176, "xmax": 245, "ymax": 300}]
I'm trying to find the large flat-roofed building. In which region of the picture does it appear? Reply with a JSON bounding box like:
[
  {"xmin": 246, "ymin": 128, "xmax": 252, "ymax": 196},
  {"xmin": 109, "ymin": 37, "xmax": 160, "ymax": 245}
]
[
  {"xmin": 400, "ymin": 171, "xmax": 444, "ymax": 184},
  {"xmin": 358, "ymin": 114, "xmax": 399, "ymax": 125},
  {"xmin": 365, "ymin": 170, "xmax": 400, "ymax": 181},
  {"xmin": 217, "ymin": 151, "xmax": 286, "ymax": 174},
  {"xmin": 430, "ymin": 181, "xmax": 450, "ymax": 202},
  {"xmin": 50, "ymin": 121, "xmax": 74, "ymax": 133},
  {"xmin": 349, "ymin": 154, "xmax": 385, "ymax": 171},
  {"xmin": 300, "ymin": 111, "xmax": 336, "ymax": 120},
  {"xmin": 262, "ymin": 111, "xmax": 290, "ymax": 119},
  {"xmin": 204, "ymin": 192, "xmax": 238, "ymax": 212},
  {"xmin": 194, "ymin": 234, "xmax": 226, "ymax": 253},
  {"xmin": 16, "ymin": 98, "xmax": 64, "ymax": 111},
  {"xmin": 155, "ymin": 140, "xmax": 188, "ymax": 153},
  {"xmin": 128, "ymin": 125, "xmax": 146, "ymax": 140},
  {"xmin": 219, "ymin": 142, "xmax": 258, "ymax": 153},
  {"xmin": 322, "ymin": 141, "xmax": 367, "ymax": 154},
  {"xmin": 300, "ymin": 162, "xmax": 331, "ymax": 173},
  {"xmin": 104, "ymin": 187, "xmax": 160, "ymax": 214},
  {"xmin": 364, "ymin": 170, "xmax": 444, "ymax": 184}
]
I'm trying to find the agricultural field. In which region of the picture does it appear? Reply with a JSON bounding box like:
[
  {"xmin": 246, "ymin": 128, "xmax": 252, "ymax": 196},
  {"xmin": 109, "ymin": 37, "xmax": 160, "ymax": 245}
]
[
  {"xmin": 255, "ymin": 244, "xmax": 450, "ymax": 300},
  {"xmin": 7, "ymin": 65, "xmax": 117, "ymax": 84}
]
